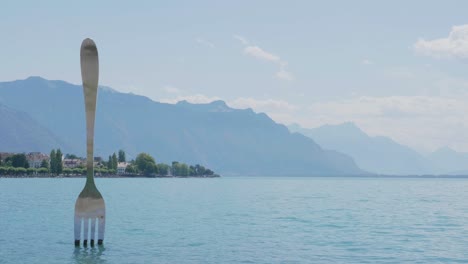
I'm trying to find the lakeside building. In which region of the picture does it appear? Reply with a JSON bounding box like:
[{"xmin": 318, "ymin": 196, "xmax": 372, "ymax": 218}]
[
  {"xmin": 117, "ymin": 162, "xmax": 129, "ymax": 175},
  {"xmin": 26, "ymin": 152, "xmax": 49, "ymax": 168},
  {"xmin": 63, "ymin": 158, "xmax": 85, "ymax": 168}
]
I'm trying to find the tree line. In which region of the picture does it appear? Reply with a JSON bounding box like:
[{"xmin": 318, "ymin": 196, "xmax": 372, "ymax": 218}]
[
  {"xmin": 0, "ymin": 152, "xmax": 48, "ymax": 175},
  {"xmin": 131, "ymin": 153, "xmax": 216, "ymax": 177},
  {"xmin": 0, "ymin": 149, "xmax": 218, "ymax": 177}
]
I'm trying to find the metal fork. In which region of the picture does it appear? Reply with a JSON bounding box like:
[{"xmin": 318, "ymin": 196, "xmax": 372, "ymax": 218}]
[{"xmin": 74, "ymin": 38, "xmax": 106, "ymax": 247}]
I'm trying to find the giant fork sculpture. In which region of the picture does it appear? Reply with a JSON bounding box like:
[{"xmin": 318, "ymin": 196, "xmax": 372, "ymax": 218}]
[{"xmin": 74, "ymin": 38, "xmax": 106, "ymax": 247}]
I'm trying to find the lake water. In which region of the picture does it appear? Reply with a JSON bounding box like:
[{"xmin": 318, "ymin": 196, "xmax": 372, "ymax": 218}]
[{"xmin": 1, "ymin": 177, "xmax": 468, "ymax": 263}]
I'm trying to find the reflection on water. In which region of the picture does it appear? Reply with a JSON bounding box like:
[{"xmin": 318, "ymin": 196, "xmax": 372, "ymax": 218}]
[{"xmin": 73, "ymin": 246, "xmax": 106, "ymax": 264}]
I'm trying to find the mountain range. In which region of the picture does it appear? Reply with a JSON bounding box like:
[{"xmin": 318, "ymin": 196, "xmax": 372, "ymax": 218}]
[
  {"xmin": 426, "ymin": 147, "xmax": 468, "ymax": 175},
  {"xmin": 0, "ymin": 77, "xmax": 364, "ymax": 176},
  {"xmin": 0, "ymin": 103, "xmax": 66, "ymax": 153},
  {"xmin": 289, "ymin": 122, "xmax": 468, "ymax": 175}
]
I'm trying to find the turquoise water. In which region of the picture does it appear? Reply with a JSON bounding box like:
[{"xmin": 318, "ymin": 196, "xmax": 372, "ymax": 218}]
[{"xmin": 1, "ymin": 177, "xmax": 468, "ymax": 263}]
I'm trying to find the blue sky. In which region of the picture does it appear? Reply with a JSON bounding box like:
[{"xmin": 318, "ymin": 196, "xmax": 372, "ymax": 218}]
[{"xmin": 2, "ymin": 0, "xmax": 468, "ymax": 152}]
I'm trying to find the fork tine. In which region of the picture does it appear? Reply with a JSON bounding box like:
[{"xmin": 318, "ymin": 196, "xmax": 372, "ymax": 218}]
[
  {"xmin": 98, "ymin": 216, "xmax": 105, "ymax": 245},
  {"xmin": 74, "ymin": 216, "xmax": 81, "ymax": 246},
  {"xmin": 90, "ymin": 218, "xmax": 96, "ymax": 247},
  {"xmin": 83, "ymin": 217, "xmax": 89, "ymax": 246}
]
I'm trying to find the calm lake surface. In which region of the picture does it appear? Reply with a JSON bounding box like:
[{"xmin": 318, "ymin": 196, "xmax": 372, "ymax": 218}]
[{"xmin": 1, "ymin": 177, "xmax": 468, "ymax": 263}]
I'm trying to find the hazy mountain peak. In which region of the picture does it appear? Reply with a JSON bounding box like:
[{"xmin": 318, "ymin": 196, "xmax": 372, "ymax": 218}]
[
  {"xmin": 337, "ymin": 121, "xmax": 359, "ymax": 129},
  {"xmin": 427, "ymin": 146, "xmax": 468, "ymax": 174},
  {"xmin": 324, "ymin": 122, "xmax": 361, "ymax": 131},
  {"xmin": 432, "ymin": 146, "xmax": 457, "ymax": 154},
  {"xmin": 25, "ymin": 76, "xmax": 46, "ymax": 81},
  {"xmin": 21, "ymin": 76, "xmax": 51, "ymax": 86},
  {"xmin": 209, "ymin": 100, "xmax": 228, "ymax": 107}
]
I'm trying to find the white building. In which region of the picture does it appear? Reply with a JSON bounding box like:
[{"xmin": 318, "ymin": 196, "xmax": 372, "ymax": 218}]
[
  {"xmin": 117, "ymin": 162, "xmax": 129, "ymax": 175},
  {"xmin": 26, "ymin": 152, "xmax": 49, "ymax": 168}
]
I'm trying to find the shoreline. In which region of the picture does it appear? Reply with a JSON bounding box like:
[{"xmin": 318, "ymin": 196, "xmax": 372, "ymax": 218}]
[
  {"xmin": 2, "ymin": 174, "xmax": 468, "ymax": 179},
  {"xmin": 0, "ymin": 174, "xmax": 220, "ymax": 178}
]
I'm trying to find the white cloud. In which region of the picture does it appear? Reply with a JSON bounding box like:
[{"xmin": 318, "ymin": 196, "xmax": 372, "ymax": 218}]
[
  {"xmin": 244, "ymin": 46, "xmax": 280, "ymax": 62},
  {"xmin": 160, "ymin": 94, "xmax": 221, "ymax": 104},
  {"xmin": 235, "ymin": 34, "xmax": 294, "ymax": 81},
  {"xmin": 229, "ymin": 97, "xmax": 298, "ymax": 112},
  {"xmin": 414, "ymin": 24, "xmax": 468, "ymax": 58},
  {"xmin": 195, "ymin": 37, "xmax": 215, "ymax": 48},
  {"xmin": 362, "ymin": 59, "xmax": 373, "ymax": 65},
  {"xmin": 233, "ymin": 34, "xmax": 249, "ymax": 45}
]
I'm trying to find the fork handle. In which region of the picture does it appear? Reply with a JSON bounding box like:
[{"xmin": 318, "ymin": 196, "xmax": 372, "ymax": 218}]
[{"xmin": 80, "ymin": 38, "xmax": 99, "ymax": 184}]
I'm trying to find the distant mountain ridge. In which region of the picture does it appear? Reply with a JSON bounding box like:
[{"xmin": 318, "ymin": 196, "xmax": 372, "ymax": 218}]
[
  {"xmin": 0, "ymin": 103, "xmax": 66, "ymax": 153},
  {"xmin": 289, "ymin": 123, "xmax": 468, "ymax": 175},
  {"xmin": 0, "ymin": 77, "xmax": 364, "ymax": 176},
  {"xmin": 427, "ymin": 147, "xmax": 468, "ymax": 174}
]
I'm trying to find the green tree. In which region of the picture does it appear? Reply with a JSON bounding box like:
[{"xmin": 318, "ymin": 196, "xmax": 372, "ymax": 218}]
[
  {"xmin": 11, "ymin": 154, "xmax": 29, "ymax": 168},
  {"xmin": 55, "ymin": 149, "xmax": 63, "ymax": 175},
  {"xmin": 6, "ymin": 167, "xmax": 15, "ymax": 175},
  {"xmin": 157, "ymin": 163, "xmax": 170, "ymax": 176},
  {"xmin": 135, "ymin": 153, "xmax": 158, "ymax": 175},
  {"xmin": 16, "ymin": 167, "xmax": 27, "ymax": 175},
  {"xmin": 65, "ymin": 154, "xmax": 78, "ymax": 159},
  {"xmin": 50, "ymin": 149, "xmax": 57, "ymax": 174},
  {"xmin": 27, "ymin": 168, "xmax": 35, "ymax": 175},
  {"xmin": 201, "ymin": 165, "xmax": 206, "ymax": 175},
  {"xmin": 171, "ymin": 162, "xmax": 189, "ymax": 176},
  {"xmin": 179, "ymin": 163, "xmax": 189, "ymax": 176},
  {"xmin": 112, "ymin": 153, "xmax": 118, "ymax": 170},
  {"xmin": 125, "ymin": 164, "xmax": 136, "ymax": 174},
  {"xmin": 0, "ymin": 167, "xmax": 6, "ymax": 175},
  {"xmin": 98, "ymin": 167, "xmax": 106, "ymax": 174},
  {"xmin": 38, "ymin": 167, "xmax": 49, "ymax": 175},
  {"xmin": 40, "ymin": 159, "xmax": 49, "ymax": 169},
  {"xmin": 171, "ymin": 161, "xmax": 179, "ymax": 175},
  {"xmin": 63, "ymin": 168, "xmax": 72, "ymax": 175},
  {"xmin": 78, "ymin": 168, "xmax": 86, "ymax": 175},
  {"xmin": 118, "ymin": 150, "xmax": 126, "ymax": 163},
  {"xmin": 107, "ymin": 155, "xmax": 112, "ymax": 170},
  {"xmin": 189, "ymin": 165, "xmax": 196, "ymax": 176}
]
